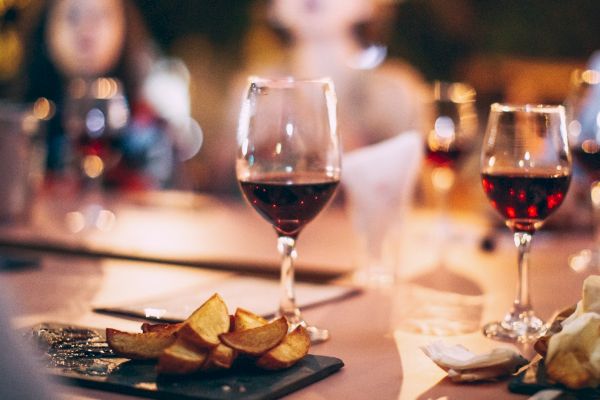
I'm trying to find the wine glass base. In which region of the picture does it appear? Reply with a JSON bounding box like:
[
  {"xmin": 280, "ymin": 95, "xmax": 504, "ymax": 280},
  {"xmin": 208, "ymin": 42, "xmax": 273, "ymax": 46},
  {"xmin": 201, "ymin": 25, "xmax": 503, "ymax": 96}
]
[
  {"xmin": 304, "ymin": 325, "xmax": 330, "ymax": 344},
  {"xmin": 483, "ymin": 317, "xmax": 546, "ymax": 343},
  {"xmin": 569, "ymin": 249, "xmax": 600, "ymax": 272},
  {"xmin": 281, "ymin": 311, "xmax": 330, "ymax": 344}
]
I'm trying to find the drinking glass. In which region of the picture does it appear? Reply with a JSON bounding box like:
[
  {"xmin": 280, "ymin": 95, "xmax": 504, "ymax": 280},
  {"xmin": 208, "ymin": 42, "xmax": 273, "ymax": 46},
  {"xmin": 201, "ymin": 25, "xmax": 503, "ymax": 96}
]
[
  {"xmin": 236, "ymin": 77, "xmax": 341, "ymax": 343},
  {"xmin": 63, "ymin": 77, "xmax": 127, "ymax": 232},
  {"xmin": 425, "ymin": 81, "xmax": 478, "ymax": 264},
  {"xmin": 565, "ymin": 69, "xmax": 600, "ymax": 271},
  {"xmin": 481, "ymin": 103, "xmax": 572, "ymax": 342}
]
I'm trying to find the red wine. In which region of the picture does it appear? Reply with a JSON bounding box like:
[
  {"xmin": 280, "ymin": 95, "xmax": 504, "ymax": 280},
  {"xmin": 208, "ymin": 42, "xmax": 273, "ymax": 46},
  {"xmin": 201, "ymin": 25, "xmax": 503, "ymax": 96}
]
[
  {"xmin": 572, "ymin": 145, "xmax": 600, "ymax": 180},
  {"xmin": 239, "ymin": 174, "xmax": 339, "ymax": 238},
  {"xmin": 481, "ymin": 172, "xmax": 570, "ymax": 233},
  {"xmin": 426, "ymin": 147, "xmax": 464, "ymax": 167}
]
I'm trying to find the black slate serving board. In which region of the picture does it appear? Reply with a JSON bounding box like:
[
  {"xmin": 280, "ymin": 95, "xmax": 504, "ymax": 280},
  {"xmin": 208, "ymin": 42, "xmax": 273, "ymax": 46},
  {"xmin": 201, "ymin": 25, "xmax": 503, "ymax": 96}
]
[
  {"xmin": 509, "ymin": 360, "xmax": 600, "ymax": 400},
  {"xmin": 32, "ymin": 323, "xmax": 344, "ymax": 400}
]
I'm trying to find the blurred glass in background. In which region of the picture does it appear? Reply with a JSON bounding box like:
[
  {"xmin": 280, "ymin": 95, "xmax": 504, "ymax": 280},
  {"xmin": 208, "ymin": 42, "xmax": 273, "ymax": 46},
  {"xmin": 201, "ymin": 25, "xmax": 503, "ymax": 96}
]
[
  {"xmin": 0, "ymin": 101, "xmax": 44, "ymax": 223},
  {"xmin": 1, "ymin": 0, "xmax": 600, "ymax": 198},
  {"xmin": 203, "ymin": 0, "xmax": 431, "ymax": 193},
  {"xmin": 12, "ymin": 0, "xmax": 201, "ymax": 192}
]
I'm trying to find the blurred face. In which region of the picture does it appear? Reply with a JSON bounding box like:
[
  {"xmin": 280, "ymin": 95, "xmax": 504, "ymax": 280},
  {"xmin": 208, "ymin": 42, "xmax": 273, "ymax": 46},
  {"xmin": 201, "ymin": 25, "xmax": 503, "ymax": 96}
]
[
  {"xmin": 270, "ymin": 0, "xmax": 373, "ymax": 39},
  {"xmin": 46, "ymin": 0, "xmax": 126, "ymax": 78}
]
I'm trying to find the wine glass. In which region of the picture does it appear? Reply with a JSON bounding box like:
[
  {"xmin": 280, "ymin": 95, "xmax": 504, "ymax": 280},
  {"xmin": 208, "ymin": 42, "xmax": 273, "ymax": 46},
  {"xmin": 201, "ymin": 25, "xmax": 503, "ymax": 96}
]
[
  {"xmin": 63, "ymin": 77, "xmax": 127, "ymax": 232},
  {"xmin": 480, "ymin": 103, "xmax": 572, "ymax": 342},
  {"xmin": 565, "ymin": 68, "xmax": 600, "ymax": 271},
  {"xmin": 424, "ymin": 81, "xmax": 478, "ymax": 265},
  {"xmin": 236, "ymin": 76, "xmax": 341, "ymax": 343}
]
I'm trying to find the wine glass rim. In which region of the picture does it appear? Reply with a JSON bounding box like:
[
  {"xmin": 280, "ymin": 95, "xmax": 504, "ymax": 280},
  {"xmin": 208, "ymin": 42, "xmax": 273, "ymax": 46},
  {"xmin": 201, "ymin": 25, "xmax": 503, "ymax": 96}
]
[
  {"xmin": 490, "ymin": 103, "xmax": 565, "ymax": 113},
  {"xmin": 248, "ymin": 75, "xmax": 334, "ymax": 87}
]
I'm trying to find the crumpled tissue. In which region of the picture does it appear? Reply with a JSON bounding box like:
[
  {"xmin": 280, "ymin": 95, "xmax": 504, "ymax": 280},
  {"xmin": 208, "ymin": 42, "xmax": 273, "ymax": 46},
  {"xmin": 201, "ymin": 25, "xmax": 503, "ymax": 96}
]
[{"xmin": 421, "ymin": 340, "xmax": 528, "ymax": 383}]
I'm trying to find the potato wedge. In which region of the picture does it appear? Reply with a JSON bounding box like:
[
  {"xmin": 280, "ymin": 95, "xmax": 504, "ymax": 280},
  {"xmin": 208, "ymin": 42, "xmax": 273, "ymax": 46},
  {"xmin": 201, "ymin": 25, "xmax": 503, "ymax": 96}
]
[
  {"xmin": 141, "ymin": 322, "xmax": 183, "ymax": 334},
  {"xmin": 106, "ymin": 328, "xmax": 177, "ymax": 360},
  {"xmin": 157, "ymin": 339, "xmax": 208, "ymax": 375},
  {"xmin": 234, "ymin": 308, "xmax": 268, "ymax": 332},
  {"xmin": 256, "ymin": 325, "xmax": 310, "ymax": 370},
  {"xmin": 202, "ymin": 343, "xmax": 237, "ymax": 371},
  {"xmin": 219, "ymin": 317, "xmax": 287, "ymax": 356},
  {"xmin": 178, "ymin": 293, "xmax": 230, "ymax": 349}
]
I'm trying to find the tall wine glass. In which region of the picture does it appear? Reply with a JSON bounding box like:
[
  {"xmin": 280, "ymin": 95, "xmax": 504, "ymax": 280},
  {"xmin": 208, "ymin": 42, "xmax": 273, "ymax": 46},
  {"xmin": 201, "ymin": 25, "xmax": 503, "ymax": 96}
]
[
  {"xmin": 400, "ymin": 82, "xmax": 480, "ymax": 336},
  {"xmin": 62, "ymin": 77, "xmax": 127, "ymax": 233},
  {"xmin": 425, "ymin": 81, "xmax": 478, "ymax": 265},
  {"xmin": 481, "ymin": 103, "xmax": 571, "ymax": 342},
  {"xmin": 565, "ymin": 69, "xmax": 600, "ymax": 271},
  {"xmin": 236, "ymin": 77, "xmax": 341, "ymax": 343}
]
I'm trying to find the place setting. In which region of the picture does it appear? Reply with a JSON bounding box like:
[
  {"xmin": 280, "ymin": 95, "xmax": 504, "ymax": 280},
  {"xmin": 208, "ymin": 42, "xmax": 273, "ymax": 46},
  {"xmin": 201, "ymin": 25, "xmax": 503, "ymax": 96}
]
[{"xmin": 25, "ymin": 75, "xmax": 354, "ymax": 400}]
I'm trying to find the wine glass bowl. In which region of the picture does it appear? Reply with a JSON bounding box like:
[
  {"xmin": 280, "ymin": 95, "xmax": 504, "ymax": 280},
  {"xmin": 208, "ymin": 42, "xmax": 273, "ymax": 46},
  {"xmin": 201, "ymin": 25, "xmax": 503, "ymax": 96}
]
[
  {"xmin": 64, "ymin": 77, "xmax": 129, "ymax": 184},
  {"xmin": 480, "ymin": 103, "xmax": 571, "ymax": 342},
  {"xmin": 236, "ymin": 76, "xmax": 341, "ymax": 343},
  {"xmin": 425, "ymin": 81, "xmax": 478, "ymax": 169}
]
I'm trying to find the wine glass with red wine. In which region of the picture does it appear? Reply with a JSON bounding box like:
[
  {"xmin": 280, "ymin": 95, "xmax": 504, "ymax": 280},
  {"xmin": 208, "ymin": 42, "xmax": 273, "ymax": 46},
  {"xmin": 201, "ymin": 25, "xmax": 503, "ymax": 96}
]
[
  {"xmin": 424, "ymin": 81, "xmax": 478, "ymax": 263},
  {"xmin": 481, "ymin": 103, "xmax": 571, "ymax": 342},
  {"xmin": 236, "ymin": 77, "xmax": 341, "ymax": 343},
  {"xmin": 565, "ymin": 68, "xmax": 600, "ymax": 271}
]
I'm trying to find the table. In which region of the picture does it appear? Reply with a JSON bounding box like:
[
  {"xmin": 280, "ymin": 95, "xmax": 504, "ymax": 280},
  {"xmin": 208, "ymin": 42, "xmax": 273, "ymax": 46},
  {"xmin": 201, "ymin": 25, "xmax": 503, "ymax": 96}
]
[
  {"xmin": 0, "ymin": 190, "xmax": 355, "ymax": 280},
  {"xmin": 0, "ymin": 190, "xmax": 593, "ymax": 399}
]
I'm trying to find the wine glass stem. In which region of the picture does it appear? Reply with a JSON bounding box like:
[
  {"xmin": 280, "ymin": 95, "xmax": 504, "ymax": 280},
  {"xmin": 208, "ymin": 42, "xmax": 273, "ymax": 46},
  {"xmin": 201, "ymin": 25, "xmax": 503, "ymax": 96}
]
[
  {"xmin": 432, "ymin": 166, "xmax": 455, "ymax": 265},
  {"xmin": 277, "ymin": 236, "xmax": 302, "ymax": 326},
  {"xmin": 512, "ymin": 231, "xmax": 533, "ymax": 316}
]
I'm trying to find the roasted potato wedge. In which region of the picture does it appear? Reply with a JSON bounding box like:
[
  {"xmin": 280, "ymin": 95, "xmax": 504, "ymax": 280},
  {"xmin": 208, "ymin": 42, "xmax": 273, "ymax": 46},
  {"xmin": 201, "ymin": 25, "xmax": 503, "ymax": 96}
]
[
  {"xmin": 220, "ymin": 317, "xmax": 287, "ymax": 356},
  {"xmin": 202, "ymin": 343, "xmax": 237, "ymax": 371},
  {"xmin": 178, "ymin": 293, "xmax": 230, "ymax": 349},
  {"xmin": 157, "ymin": 339, "xmax": 208, "ymax": 375},
  {"xmin": 141, "ymin": 322, "xmax": 183, "ymax": 334},
  {"xmin": 257, "ymin": 325, "xmax": 311, "ymax": 370},
  {"xmin": 106, "ymin": 328, "xmax": 177, "ymax": 360},
  {"xmin": 105, "ymin": 294, "xmax": 312, "ymax": 376},
  {"xmin": 233, "ymin": 308, "xmax": 268, "ymax": 332}
]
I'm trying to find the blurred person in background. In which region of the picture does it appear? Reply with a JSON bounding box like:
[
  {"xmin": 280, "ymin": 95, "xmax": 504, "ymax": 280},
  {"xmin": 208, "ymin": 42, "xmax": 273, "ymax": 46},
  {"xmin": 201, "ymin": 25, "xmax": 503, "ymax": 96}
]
[
  {"xmin": 211, "ymin": 0, "xmax": 430, "ymax": 193},
  {"xmin": 268, "ymin": 0, "xmax": 430, "ymax": 147},
  {"xmin": 21, "ymin": 0, "xmax": 201, "ymax": 191}
]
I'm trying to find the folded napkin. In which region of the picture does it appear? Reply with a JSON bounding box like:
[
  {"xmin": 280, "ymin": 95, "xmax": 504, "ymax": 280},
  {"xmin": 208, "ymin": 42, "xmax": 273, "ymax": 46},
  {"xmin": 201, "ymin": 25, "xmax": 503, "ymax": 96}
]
[
  {"xmin": 342, "ymin": 131, "xmax": 423, "ymax": 247},
  {"xmin": 342, "ymin": 131, "xmax": 423, "ymax": 284},
  {"xmin": 421, "ymin": 340, "xmax": 527, "ymax": 383}
]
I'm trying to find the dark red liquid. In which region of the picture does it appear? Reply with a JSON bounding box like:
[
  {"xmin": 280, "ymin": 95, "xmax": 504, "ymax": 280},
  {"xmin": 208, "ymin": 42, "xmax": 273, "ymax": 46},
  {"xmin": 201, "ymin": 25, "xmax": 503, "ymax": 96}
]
[
  {"xmin": 426, "ymin": 147, "xmax": 464, "ymax": 167},
  {"xmin": 78, "ymin": 135, "xmax": 113, "ymax": 158},
  {"xmin": 481, "ymin": 172, "xmax": 570, "ymax": 233},
  {"xmin": 239, "ymin": 174, "xmax": 339, "ymax": 238},
  {"xmin": 572, "ymin": 146, "xmax": 600, "ymax": 180}
]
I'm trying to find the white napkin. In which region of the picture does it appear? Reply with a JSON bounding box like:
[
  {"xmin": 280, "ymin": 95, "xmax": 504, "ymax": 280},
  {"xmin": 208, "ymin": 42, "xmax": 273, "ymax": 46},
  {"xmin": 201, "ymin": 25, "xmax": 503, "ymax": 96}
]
[
  {"xmin": 342, "ymin": 131, "xmax": 423, "ymax": 246},
  {"xmin": 342, "ymin": 131, "xmax": 423, "ymax": 283},
  {"xmin": 421, "ymin": 340, "xmax": 527, "ymax": 383},
  {"xmin": 94, "ymin": 274, "xmax": 358, "ymax": 320}
]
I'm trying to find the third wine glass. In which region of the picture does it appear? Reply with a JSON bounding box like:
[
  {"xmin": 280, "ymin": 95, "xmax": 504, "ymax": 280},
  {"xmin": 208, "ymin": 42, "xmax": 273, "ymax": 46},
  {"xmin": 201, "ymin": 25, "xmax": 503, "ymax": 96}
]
[
  {"xmin": 481, "ymin": 103, "xmax": 571, "ymax": 342},
  {"xmin": 566, "ymin": 68, "xmax": 600, "ymax": 271}
]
